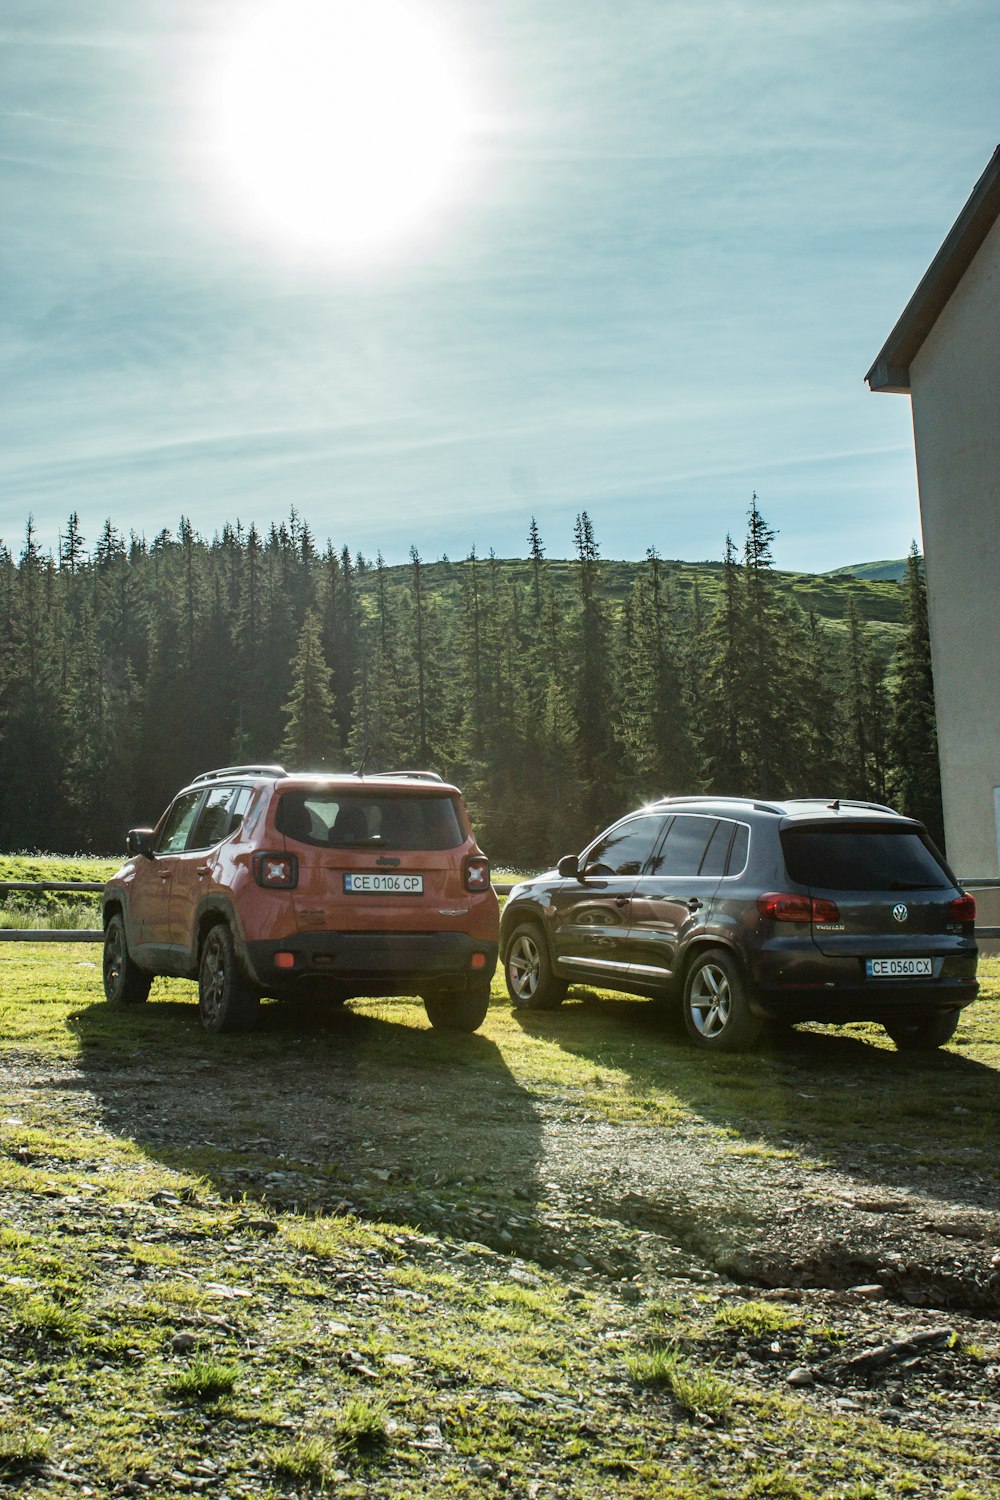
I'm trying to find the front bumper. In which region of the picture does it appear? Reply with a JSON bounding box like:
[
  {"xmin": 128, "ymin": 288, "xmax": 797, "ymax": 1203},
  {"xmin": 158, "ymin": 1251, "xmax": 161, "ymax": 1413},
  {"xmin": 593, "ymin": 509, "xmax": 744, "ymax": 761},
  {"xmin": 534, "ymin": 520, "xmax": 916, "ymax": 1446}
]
[{"xmin": 246, "ymin": 931, "xmax": 498, "ymax": 996}]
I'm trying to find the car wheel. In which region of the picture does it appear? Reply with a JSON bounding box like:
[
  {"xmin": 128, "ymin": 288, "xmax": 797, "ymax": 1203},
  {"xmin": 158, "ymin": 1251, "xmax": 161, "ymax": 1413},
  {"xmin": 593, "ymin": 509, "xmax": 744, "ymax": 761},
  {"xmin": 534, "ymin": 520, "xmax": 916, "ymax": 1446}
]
[
  {"xmin": 103, "ymin": 913, "xmax": 152, "ymax": 1007},
  {"xmin": 883, "ymin": 1010, "xmax": 960, "ymax": 1051},
  {"xmin": 504, "ymin": 924, "xmax": 567, "ymax": 1010},
  {"xmin": 423, "ymin": 983, "xmax": 490, "ymax": 1033},
  {"xmin": 682, "ymin": 948, "xmax": 762, "ymax": 1052},
  {"xmin": 198, "ymin": 925, "xmax": 261, "ymax": 1033}
]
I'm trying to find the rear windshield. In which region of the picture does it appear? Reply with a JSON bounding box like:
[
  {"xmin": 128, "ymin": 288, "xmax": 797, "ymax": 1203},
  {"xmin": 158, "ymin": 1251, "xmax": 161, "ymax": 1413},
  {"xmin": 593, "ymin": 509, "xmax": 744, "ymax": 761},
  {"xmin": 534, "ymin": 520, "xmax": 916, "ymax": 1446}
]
[
  {"xmin": 780, "ymin": 825, "xmax": 950, "ymax": 892},
  {"xmin": 275, "ymin": 791, "xmax": 465, "ymax": 851}
]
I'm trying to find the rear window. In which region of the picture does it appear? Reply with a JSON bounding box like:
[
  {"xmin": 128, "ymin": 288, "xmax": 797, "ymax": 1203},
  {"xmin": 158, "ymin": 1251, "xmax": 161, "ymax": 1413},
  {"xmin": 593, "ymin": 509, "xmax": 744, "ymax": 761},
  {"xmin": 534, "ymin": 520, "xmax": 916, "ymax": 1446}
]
[
  {"xmin": 275, "ymin": 791, "xmax": 465, "ymax": 851},
  {"xmin": 780, "ymin": 825, "xmax": 950, "ymax": 892}
]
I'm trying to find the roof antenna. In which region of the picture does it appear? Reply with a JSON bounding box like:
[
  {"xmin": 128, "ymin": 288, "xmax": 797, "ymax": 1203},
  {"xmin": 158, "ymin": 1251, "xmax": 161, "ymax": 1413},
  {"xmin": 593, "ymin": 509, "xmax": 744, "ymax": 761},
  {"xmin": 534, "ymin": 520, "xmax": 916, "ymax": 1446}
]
[
  {"xmin": 829, "ymin": 798, "xmax": 841, "ymax": 810},
  {"xmin": 354, "ymin": 741, "xmax": 369, "ymax": 779}
]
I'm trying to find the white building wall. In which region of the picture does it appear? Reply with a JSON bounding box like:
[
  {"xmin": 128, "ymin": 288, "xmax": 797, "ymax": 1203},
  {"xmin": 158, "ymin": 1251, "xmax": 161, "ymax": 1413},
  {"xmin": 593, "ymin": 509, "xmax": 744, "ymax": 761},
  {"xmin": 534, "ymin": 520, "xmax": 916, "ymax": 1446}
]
[{"xmin": 908, "ymin": 211, "xmax": 1000, "ymax": 884}]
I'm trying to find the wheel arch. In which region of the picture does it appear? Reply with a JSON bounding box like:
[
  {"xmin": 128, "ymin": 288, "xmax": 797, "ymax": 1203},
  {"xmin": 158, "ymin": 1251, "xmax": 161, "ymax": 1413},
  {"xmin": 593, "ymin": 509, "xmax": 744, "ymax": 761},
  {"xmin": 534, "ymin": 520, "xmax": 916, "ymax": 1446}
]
[
  {"xmin": 103, "ymin": 895, "xmax": 125, "ymax": 929},
  {"xmin": 680, "ymin": 936, "xmax": 773, "ymax": 1020},
  {"xmin": 193, "ymin": 895, "xmax": 260, "ymax": 982},
  {"xmin": 502, "ymin": 908, "xmax": 555, "ymax": 962},
  {"xmin": 678, "ymin": 936, "xmax": 752, "ymax": 994}
]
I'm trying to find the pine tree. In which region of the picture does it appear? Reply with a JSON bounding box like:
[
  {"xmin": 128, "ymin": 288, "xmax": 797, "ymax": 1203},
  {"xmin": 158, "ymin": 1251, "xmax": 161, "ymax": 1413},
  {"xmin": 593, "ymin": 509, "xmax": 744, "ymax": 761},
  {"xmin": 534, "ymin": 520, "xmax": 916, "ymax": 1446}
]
[
  {"xmin": 616, "ymin": 550, "xmax": 696, "ymax": 798},
  {"xmin": 572, "ymin": 511, "xmax": 618, "ymax": 835},
  {"xmin": 698, "ymin": 535, "xmax": 746, "ymax": 792},
  {"xmin": 842, "ymin": 597, "xmax": 889, "ymax": 801},
  {"xmin": 279, "ymin": 609, "xmax": 337, "ymax": 768},
  {"xmin": 738, "ymin": 496, "xmax": 809, "ymax": 797},
  {"xmin": 0, "ymin": 519, "xmax": 68, "ymax": 848},
  {"xmin": 888, "ymin": 543, "xmax": 944, "ymax": 843}
]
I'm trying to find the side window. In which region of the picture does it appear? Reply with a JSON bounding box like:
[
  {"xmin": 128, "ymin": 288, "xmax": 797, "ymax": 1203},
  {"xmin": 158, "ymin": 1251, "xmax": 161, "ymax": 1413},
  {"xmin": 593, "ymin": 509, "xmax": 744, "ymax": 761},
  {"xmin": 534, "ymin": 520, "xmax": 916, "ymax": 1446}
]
[
  {"xmin": 584, "ymin": 815, "xmax": 668, "ymax": 877},
  {"xmin": 156, "ymin": 791, "xmax": 204, "ymax": 854},
  {"xmin": 656, "ymin": 815, "xmax": 718, "ymax": 877},
  {"xmin": 698, "ymin": 819, "xmax": 731, "ymax": 878},
  {"xmin": 189, "ymin": 786, "xmax": 238, "ymax": 851},
  {"xmin": 726, "ymin": 823, "xmax": 750, "ymax": 876},
  {"xmin": 230, "ymin": 786, "xmax": 254, "ymax": 831}
]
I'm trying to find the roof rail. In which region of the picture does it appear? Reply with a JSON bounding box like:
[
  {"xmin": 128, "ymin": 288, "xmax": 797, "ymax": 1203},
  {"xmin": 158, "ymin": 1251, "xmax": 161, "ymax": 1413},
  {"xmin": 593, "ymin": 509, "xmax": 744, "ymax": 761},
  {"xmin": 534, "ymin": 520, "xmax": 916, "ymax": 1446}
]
[
  {"xmin": 378, "ymin": 770, "xmax": 444, "ymax": 783},
  {"xmin": 784, "ymin": 797, "xmax": 899, "ymax": 816},
  {"xmin": 190, "ymin": 765, "xmax": 287, "ymax": 785},
  {"xmin": 653, "ymin": 794, "xmax": 784, "ymax": 815}
]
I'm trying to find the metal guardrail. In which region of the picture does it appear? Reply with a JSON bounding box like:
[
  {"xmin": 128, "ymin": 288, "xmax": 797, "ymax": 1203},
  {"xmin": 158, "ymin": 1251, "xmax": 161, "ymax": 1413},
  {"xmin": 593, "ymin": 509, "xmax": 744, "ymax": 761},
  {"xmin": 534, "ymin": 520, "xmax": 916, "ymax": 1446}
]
[
  {"xmin": 960, "ymin": 880, "xmax": 1000, "ymax": 940},
  {"xmin": 0, "ymin": 880, "xmax": 104, "ymax": 942},
  {"xmin": 0, "ymin": 879, "xmax": 996, "ymax": 941},
  {"xmin": 0, "ymin": 879, "xmax": 518, "ymax": 942}
]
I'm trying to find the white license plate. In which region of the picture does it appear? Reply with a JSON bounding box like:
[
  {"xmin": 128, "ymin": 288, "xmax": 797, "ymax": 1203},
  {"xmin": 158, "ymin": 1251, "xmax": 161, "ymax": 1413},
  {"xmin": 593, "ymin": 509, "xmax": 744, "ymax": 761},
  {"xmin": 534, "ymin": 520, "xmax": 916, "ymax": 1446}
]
[
  {"xmin": 866, "ymin": 957, "xmax": 933, "ymax": 978},
  {"xmin": 344, "ymin": 873, "xmax": 424, "ymax": 894}
]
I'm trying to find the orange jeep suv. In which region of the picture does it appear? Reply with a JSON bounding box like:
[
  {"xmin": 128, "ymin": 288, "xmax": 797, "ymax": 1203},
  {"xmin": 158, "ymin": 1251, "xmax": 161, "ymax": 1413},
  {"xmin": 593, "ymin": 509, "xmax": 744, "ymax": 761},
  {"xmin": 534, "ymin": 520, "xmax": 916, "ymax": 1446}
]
[{"xmin": 102, "ymin": 765, "xmax": 499, "ymax": 1033}]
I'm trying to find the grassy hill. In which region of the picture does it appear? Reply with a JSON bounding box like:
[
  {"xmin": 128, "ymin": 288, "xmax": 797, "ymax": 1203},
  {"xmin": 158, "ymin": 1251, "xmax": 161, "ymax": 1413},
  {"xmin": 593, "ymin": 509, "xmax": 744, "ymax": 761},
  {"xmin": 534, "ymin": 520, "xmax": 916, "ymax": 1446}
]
[
  {"xmin": 359, "ymin": 554, "xmax": 907, "ymax": 653},
  {"xmin": 823, "ymin": 558, "xmax": 908, "ymax": 583}
]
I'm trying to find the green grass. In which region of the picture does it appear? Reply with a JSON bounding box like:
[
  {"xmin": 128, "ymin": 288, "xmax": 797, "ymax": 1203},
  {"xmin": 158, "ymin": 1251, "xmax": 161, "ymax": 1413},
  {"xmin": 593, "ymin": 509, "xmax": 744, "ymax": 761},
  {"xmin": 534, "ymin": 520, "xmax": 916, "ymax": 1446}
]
[
  {"xmin": 0, "ymin": 1420, "xmax": 51, "ymax": 1473},
  {"xmin": 627, "ymin": 1344, "xmax": 738, "ymax": 1422},
  {"xmin": 0, "ymin": 895, "xmax": 998, "ymax": 1498},
  {"xmin": 165, "ymin": 1357, "xmax": 240, "ymax": 1402},
  {"xmin": 268, "ymin": 1433, "xmax": 342, "ymax": 1486},
  {"xmin": 714, "ymin": 1301, "xmax": 803, "ymax": 1338}
]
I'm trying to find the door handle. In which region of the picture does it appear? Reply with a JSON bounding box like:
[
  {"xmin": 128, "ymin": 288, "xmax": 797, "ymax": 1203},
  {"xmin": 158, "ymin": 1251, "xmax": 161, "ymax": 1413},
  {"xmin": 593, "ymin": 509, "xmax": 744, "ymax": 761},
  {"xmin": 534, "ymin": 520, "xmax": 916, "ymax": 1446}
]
[
  {"xmin": 687, "ymin": 898, "xmax": 703, "ymax": 912},
  {"xmin": 197, "ymin": 864, "xmax": 212, "ymax": 877},
  {"xmin": 614, "ymin": 897, "xmax": 628, "ymax": 908}
]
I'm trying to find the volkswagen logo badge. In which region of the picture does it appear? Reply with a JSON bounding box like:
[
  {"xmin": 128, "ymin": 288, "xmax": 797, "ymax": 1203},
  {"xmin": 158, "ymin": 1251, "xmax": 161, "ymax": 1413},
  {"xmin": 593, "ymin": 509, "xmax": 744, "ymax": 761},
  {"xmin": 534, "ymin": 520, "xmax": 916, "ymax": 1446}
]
[{"xmin": 892, "ymin": 903, "xmax": 908, "ymax": 923}]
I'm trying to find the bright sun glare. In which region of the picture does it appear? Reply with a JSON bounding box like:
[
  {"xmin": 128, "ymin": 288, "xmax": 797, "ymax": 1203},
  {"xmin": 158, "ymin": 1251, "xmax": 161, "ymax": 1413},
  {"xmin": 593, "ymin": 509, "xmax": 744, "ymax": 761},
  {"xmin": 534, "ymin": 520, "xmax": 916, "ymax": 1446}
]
[{"xmin": 209, "ymin": 0, "xmax": 475, "ymax": 261}]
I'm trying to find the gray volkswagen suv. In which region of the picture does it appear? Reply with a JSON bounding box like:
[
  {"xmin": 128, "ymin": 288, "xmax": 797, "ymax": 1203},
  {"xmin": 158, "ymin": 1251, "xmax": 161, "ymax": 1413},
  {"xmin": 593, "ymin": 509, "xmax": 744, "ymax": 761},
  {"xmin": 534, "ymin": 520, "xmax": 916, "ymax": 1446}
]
[{"xmin": 500, "ymin": 796, "xmax": 978, "ymax": 1052}]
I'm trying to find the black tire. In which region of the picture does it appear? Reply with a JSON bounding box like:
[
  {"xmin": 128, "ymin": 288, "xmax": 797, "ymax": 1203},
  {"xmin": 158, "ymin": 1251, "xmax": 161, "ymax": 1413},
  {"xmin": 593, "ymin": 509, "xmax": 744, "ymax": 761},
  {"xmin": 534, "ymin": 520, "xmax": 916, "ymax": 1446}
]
[
  {"xmin": 504, "ymin": 924, "xmax": 567, "ymax": 1010},
  {"xmin": 198, "ymin": 924, "xmax": 261, "ymax": 1033},
  {"xmin": 682, "ymin": 948, "xmax": 763, "ymax": 1053},
  {"xmin": 423, "ymin": 982, "xmax": 490, "ymax": 1033},
  {"xmin": 103, "ymin": 913, "xmax": 152, "ymax": 1007},
  {"xmin": 884, "ymin": 1010, "xmax": 960, "ymax": 1051}
]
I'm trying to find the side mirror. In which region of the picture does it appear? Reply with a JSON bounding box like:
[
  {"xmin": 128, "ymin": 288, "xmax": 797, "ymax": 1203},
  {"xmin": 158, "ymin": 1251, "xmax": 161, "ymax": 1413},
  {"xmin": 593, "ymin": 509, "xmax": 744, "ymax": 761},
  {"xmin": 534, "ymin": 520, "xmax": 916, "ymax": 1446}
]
[
  {"xmin": 127, "ymin": 828, "xmax": 156, "ymax": 859},
  {"xmin": 557, "ymin": 853, "xmax": 580, "ymax": 879}
]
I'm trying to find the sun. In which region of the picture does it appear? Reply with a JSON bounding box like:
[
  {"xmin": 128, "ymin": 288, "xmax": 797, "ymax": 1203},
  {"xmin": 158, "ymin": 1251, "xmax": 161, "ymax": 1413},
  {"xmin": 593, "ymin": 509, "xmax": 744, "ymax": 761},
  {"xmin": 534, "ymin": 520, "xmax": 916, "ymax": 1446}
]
[{"xmin": 208, "ymin": 0, "xmax": 476, "ymax": 262}]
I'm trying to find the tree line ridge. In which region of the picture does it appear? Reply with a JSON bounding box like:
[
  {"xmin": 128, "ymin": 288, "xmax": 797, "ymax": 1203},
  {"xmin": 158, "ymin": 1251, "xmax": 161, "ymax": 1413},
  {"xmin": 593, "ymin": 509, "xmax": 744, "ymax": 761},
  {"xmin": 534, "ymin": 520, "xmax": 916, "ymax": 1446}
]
[{"xmin": 0, "ymin": 503, "xmax": 940, "ymax": 864}]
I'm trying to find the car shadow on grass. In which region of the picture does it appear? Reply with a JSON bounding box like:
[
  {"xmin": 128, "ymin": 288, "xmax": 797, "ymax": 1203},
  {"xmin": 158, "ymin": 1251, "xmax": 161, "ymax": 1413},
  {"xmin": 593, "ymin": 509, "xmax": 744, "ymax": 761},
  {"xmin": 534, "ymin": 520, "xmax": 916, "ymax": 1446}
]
[
  {"xmin": 512, "ymin": 985, "xmax": 1000, "ymax": 1213},
  {"xmin": 68, "ymin": 990, "xmax": 544, "ymax": 1256}
]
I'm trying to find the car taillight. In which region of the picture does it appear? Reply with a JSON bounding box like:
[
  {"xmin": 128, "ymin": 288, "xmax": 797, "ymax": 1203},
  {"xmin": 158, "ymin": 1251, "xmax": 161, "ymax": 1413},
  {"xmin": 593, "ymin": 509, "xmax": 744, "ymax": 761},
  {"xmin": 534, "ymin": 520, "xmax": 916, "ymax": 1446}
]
[
  {"xmin": 949, "ymin": 893, "xmax": 977, "ymax": 923},
  {"xmin": 464, "ymin": 855, "xmax": 491, "ymax": 893},
  {"xmin": 757, "ymin": 892, "xmax": 840, "ymax": 923},
  {"xmin": 253, "ymin": 851, "xmax": 298, "ymax": 889}
]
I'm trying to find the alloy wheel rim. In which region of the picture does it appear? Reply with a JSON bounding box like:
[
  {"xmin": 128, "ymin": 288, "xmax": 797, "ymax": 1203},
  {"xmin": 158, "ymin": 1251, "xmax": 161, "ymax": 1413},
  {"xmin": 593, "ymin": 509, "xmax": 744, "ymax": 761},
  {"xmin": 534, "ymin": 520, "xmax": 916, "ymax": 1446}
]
[
  {"xmin": 508, "ymin": 935, "xmax": 540, "ymax": 999},
  {"xmin": 688, "ymin": 964, "xmax": 731, "ymax": 1037}
]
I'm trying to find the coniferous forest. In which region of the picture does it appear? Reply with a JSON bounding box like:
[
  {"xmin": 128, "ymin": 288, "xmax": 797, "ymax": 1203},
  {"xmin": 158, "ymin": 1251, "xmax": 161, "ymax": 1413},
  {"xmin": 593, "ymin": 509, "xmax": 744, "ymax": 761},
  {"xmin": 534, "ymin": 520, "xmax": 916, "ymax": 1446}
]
[{"xmin": 0, "ymin": 499, "xmax": 944, "ymax": 866}]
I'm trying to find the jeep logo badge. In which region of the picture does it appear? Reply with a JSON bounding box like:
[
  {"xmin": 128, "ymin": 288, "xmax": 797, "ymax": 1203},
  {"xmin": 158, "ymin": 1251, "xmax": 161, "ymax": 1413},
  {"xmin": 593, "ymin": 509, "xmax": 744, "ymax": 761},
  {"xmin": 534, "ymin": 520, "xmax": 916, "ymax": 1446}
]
[
  {"xmin": 892, "ymin": 903, "xmax": 908, "ymax": 923},
  {"xmin": 376, "ymin": 856, "xmax": 401, "ymax": 867}
]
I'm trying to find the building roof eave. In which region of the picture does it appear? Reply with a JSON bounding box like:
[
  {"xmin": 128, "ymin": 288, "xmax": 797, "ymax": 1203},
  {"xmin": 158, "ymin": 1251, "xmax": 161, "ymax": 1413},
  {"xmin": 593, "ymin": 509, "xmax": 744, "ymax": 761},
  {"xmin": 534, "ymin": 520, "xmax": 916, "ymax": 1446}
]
[{"xmin": 866, "ymin": 145, "xmax": 1000, "ymax": 394}]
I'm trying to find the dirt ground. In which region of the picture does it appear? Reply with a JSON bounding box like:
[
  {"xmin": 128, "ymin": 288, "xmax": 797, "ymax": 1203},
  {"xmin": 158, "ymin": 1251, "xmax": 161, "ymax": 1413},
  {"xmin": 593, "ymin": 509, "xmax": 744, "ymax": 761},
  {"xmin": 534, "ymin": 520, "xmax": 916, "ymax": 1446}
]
[{"xmin": 7, "ymin": 990, "xmax": 1000, "ymax": 1477}]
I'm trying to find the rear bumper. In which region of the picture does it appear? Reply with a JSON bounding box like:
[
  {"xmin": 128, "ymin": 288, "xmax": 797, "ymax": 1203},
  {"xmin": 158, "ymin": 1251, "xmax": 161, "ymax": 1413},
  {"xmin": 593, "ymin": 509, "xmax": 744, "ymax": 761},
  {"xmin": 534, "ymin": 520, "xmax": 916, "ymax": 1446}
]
[
  {"xmin": 751, "ymin": 977, "xmax": 979, "ymax": 1022},
  {"xmin": 245, "ymin": 931, "xmax": 498, "ymax": 996},
  {"xmin": 747, "ymin": 944, "xmax": 978, "ymax": 1021}
]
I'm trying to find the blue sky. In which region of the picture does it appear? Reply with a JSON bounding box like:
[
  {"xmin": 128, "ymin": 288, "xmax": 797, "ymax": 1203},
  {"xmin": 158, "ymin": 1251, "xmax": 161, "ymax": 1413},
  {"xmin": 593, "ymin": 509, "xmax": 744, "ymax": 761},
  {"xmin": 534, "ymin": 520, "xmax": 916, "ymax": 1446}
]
[{"xmin": 2, "ymin": 0, "xmax": 999, "ymax": 572}]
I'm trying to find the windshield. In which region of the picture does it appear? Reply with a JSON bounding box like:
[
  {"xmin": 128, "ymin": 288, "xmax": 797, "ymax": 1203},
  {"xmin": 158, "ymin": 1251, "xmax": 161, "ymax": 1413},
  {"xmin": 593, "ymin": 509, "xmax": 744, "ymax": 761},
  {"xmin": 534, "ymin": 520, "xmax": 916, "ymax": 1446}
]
[
  {"xmin": 780, "ymin": 825, "xmax": 950, "ymax": 892},
  {"xmin": 276, "ymin": 791, "xmax": 464, "ymax": 851}
]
